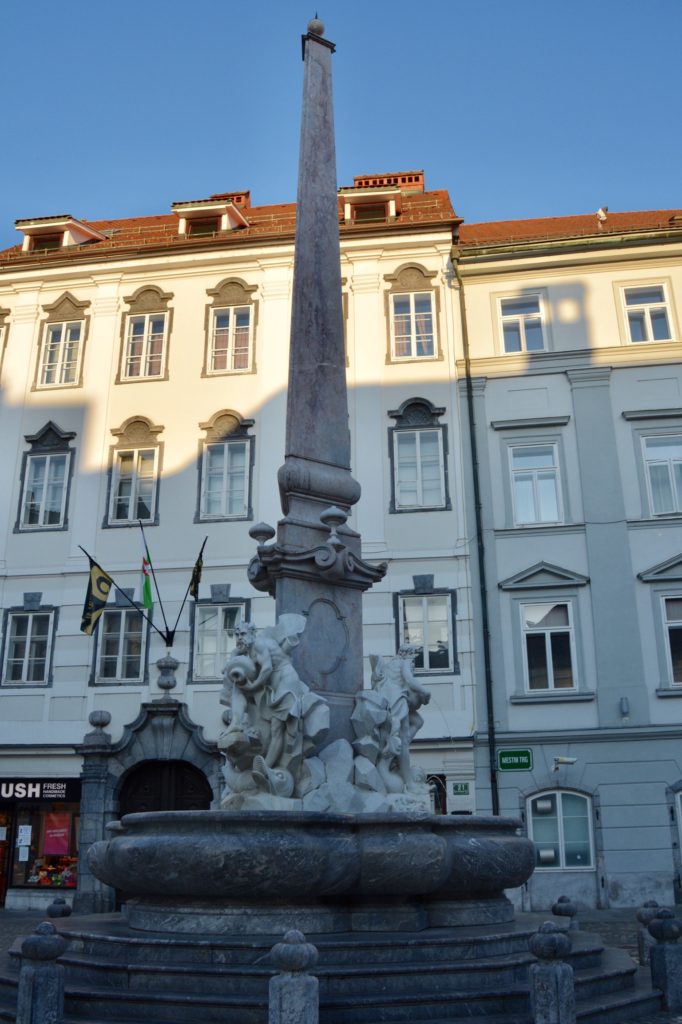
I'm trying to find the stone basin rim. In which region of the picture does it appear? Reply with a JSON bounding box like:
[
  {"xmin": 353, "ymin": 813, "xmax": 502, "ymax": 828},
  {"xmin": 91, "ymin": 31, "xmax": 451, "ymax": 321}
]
[{"xmin": 106, "ymin": 809, "xmax": 525, "ymax": 833}]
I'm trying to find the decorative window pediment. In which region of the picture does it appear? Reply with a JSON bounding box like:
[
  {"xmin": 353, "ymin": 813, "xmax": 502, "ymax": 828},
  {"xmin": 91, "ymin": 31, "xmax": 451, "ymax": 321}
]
[
  {"xmin": 25, "ymin": 421, "xmax": 76, "ymax": 451},
  {"xmin": 199, "ymin": 410, "xmax": 254, "ymax": 442},
  {"xmin": 123, "ymin": 286, "xmax": 173, "ymax": 314},
  {"xmin": 384, "ymin": 264, "xmax": 437, "ymax": 292},
  {"xmin": 42, "ymin": 291, "xmax": 91, "ymax": 322},
  {"xmin": 206, "ymin": 278, "xmax": 257, "ymax": 308},
  {"xmin": 638, "ymin": 553, "xmax": 682, "ymax": 583},
  {"xmin": 111, "ymin": 416, "xmax": 163, "ymax": 447},
  {"xmin": 499, "ymin": 561, "xmax": 589, "ymax": 591},
  {"xmin": 388, "ymin": 397, "xmax": 445, "ymax": 427}
]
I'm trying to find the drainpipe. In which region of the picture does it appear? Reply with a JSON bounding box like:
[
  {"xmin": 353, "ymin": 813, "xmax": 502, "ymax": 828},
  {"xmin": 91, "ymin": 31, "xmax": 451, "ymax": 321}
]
[{"xmin": 453, "ymin": 252, "xmax": 499, "ymax": 815}]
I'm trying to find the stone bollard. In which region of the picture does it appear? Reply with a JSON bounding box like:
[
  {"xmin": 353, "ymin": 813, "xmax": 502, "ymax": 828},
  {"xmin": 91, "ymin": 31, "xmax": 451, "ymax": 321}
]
[
  {"xmin": 636, "ymin": 900, "xmax": 660, "ymax": 966},
  {"xmin": 551, "ymin": 895, "xmax": 578, "ymax": 931},
  {"xmin": 269, "ymin": 929, "xmax": 319, "ymax": 1024},
  {"xmin": 528, "ymin": 921, "xmax": 575, "ymax": 1024},
  {"xmin": 46, "ymin": 898, "xmax": 72, "ymax": 919},
  {"xmin": 649, "ymin": 908, "xmax": 682, "ymax": 1010},
  {"xmin": 15, "ymin": 921, "xmax": 67, "ymax": 1024}
]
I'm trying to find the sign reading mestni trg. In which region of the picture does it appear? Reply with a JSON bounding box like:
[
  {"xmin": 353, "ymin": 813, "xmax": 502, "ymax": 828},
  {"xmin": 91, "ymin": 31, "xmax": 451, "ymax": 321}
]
[
  {"xmin": 0, "ymin": 779, "xmax": 81, "ymax": 803},
  {"xmin": 497, "ymin": 749, "xmax": 534, "ymax": 772}
]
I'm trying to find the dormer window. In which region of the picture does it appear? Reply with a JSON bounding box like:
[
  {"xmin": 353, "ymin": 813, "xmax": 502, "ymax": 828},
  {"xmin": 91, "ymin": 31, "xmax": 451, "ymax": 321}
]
[
  {"xmin": 172, "ymin": 196, "xmax": 249, "ymax": 237},
  {"xmin": 339, "ymin": 186, "xmax": 401, "ymax": 226},
  {"xmin": 353, "ymin": 203, "xmax": 387, "ymax": 224},
  {"xmin": 15, "ymin": 216, "xmax": 106, "ymax": 253},
  {"xmin": 188, "ymin": 217, "xmax": 220, "ymax": 238}
]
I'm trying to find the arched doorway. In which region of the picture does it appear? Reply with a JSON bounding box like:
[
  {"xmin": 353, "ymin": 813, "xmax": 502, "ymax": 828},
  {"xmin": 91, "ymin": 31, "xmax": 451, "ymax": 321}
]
[{"xmin": 119, "ymin": 760, "xmax": 213, "ymax": 816}]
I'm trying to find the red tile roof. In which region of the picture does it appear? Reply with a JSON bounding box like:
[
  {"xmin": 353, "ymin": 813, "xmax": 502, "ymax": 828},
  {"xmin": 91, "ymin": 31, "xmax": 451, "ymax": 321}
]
[
  {"xmin": 459, "ymin": 209, "xmax": 682, "ymax": 248},
  {"xmin": 0, "ymin": 190, "xmax": 457, "ymax": 267}
]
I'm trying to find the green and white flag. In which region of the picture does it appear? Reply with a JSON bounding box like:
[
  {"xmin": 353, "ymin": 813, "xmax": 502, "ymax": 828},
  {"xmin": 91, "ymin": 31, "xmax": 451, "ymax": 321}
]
[{"xmin": 141, "ymin": 549, "xmax": 153, "ymax": 609}]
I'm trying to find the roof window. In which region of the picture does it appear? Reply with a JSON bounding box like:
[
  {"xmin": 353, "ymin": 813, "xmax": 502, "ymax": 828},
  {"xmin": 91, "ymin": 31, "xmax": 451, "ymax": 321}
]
[{"xmin": 15, "ymin": 216, "xmax": 106, "ymax": 253}]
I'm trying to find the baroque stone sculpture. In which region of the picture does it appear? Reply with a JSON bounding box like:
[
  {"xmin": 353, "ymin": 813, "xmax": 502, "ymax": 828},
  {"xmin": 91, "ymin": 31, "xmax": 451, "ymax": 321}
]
[{"xmin": 219, "ymin": 618, "xmax": 432, "ymax": 813}]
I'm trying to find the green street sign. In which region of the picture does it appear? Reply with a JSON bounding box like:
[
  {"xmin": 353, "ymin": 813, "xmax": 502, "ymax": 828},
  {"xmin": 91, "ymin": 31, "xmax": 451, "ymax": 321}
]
[
  {"xmin": 451, "ymin": 782, "xmax": 470, "ymax": 796},
  {"xmin": 497, "ymin": 749, "xmax": 533, "ymax": 772}
]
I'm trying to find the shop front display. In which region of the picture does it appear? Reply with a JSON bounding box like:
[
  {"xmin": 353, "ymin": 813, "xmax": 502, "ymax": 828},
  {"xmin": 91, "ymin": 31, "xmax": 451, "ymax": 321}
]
[{"xmin": 0, "ymin": 778, "xmax": 81, "ymax": 909}]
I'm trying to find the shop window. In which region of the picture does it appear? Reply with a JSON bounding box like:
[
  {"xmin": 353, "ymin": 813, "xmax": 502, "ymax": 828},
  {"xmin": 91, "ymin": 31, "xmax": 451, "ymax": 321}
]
[
  {"xmin": 10, "ymin": 802, "xmax": 80, "ymax": 891},
  {"xmin": 528, "ymin": 791, "xmax": 593, "ymax": 869}
]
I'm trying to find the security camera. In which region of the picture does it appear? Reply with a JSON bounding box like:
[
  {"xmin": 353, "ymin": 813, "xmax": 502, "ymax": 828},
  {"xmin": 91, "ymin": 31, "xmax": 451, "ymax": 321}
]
[{"xmin": 552, "ymin": 756, "xmax": 577, "ymax": 771}]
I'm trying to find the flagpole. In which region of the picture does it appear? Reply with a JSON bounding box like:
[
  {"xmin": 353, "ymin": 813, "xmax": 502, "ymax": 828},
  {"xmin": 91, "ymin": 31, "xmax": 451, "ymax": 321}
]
[
  {"xmin": 170, "ymin": 536, "xmax": 208, "ymax": 636},
  {"xmin": 137, "ymin": 521, "xmax": 171, "ymax": 638},
  {"xmin": 78, "ymin": 546, "xmax": 168, "ymax": 645}
]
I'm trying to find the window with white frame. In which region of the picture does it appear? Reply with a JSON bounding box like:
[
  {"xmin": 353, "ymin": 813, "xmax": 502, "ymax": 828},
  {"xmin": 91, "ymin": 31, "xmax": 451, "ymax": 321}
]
[
  {"xmin": 643, "ymin": 435, "xmax": 682, "ymax": 515},
  {"xmin": 201, "ymin": 440, "xmax": 249, "ymax": 519},
  {"xmin": 193, "ymin": 604, "xmax": 244, "ymax": 679},
  {"xmin": 209, "ymin": 306, "xmax": 252, "ymax": 373},
  {"xmin": 521, "ymin": 602, "xmax": 575, "ymax": 690},
  {"xmin": 109, "ymin": 449, "xmax": 157, "ymax": 524},
  {"xmin": 394, "ymin": 429, "xmax": 445, "ymax": 510},
  {"xmin": 528, "ymin": 791, "xmax": 593, "ymax": 869},
  {"xmin": 664, "ymin": 597, "xmax": 682, "ymax": 685},
  {"xmin": 2, "ymin": 611, "xmax": 54, "ymax": 685},
  {"xmin": 96, "ymin": 608, "xmax": 145, "ymax": 683},
  {"xmin": 624, "ymin": 285, "xmax": 672, "ymax": 343},
  {"xmin": 510, "ymin": 444, "xmax": 562, "ymax": 525},
  {"xmin": 39, "ymin": 321, "xmax": 83, "ymax": 387},
  {"xmin": 123, "ymin": 313, "xmax": 167, "ymax": 379},
  {"xmin": 399, "ymin": 593, "xmax": 454, "ymax": 672},
  {"xmin": 21, "ymin": 453, "xmax": 70, "ymax": 529},
  {"xmin": 390, "ymin": 292, "xmax": 435, "ymax": 359},
  {"xmin": 499, "ymin": 296, "xmax": 545, "ymax": 353}
]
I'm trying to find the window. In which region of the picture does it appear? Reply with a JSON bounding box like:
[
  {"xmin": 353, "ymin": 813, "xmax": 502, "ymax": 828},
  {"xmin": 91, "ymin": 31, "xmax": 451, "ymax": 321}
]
[
  {"xmin": 188, "ymin": 217, "xmax": 219, "ymax": 237},
  {"xmin": 197, "ymin": 411, "xmax": 254, "ymax": 522},
  {"xmin": 394, "ymin": 429, "xmax": 445, "ymax": 509},
  {"xmin": 193, "ymin": 604, "xmax": 244, "ymax": 679},
  {"xmin": 500, "ymin": 296, "xmax": 545, "ymax": 353},
  {"xmin": 124, "ymin": 313, "xmax": 167, "ymax": 379},
  {"xmin": 201, "ymin": 441, "xmax": 248, "ymax": 519},
  {"xmin": 388, "ymin": 398, "xmax": 450, "ymax": 513},
  {"xmin": 39, "ymin": 322, "xmax": 82, "ymax": 387},
  {"xmin": 391, "ymin": 293, "xmax": 434, "ymax": 359},
  {"xmin": 110, "ymin": 449, "xmax": 157, "ymax": 523},
  {"xmin": 119, "ymin": 287, "xmax": 173, "ymax": 383},
  {"xmin": 21, "ymin": 453, "xmax": 69, "ymax": 528},
  {"xmin": 528, "ymin": 791, "xmax": 593, "ymax": 869},
  {"xmin": 643, "ymin": 435, "xmax": 682, "ymax": 515},
  {"xmin": 624, "ymin": 286, "xmax": 672, "ymax": 343},
  {"xmin": 2, "ymin": 611, "xmax": 54, "ymax": 685},
  {"xmin": 510, "ymin": 444, "xmax": 562, "ymax": 525},
  {"xmin": 204, "ymin": 278, "xmax": 257, "ymax": 377},
  {"xmin": 96, "ymin": 608, "xmax": 145, "ymax": 683},
  {"xmin": 210, "ymin": 307, "xmax": 252, "ymax": 373},
  {"xmin": 522, "ymin": 602, "xmax": 575, "ymax": 690},
  {"xmin": 664, "ymin": 597, "xmax": 682, "ymax": 685},
  {"xmin": 398, "ymin": 593, "xmax": 455, "ymax": 673}
]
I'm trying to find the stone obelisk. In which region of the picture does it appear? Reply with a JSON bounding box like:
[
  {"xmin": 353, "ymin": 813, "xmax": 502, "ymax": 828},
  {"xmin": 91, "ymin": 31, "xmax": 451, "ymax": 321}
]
[{"xmin": 248, "ymin": 19, "xmax": 385, "ymax": 743}]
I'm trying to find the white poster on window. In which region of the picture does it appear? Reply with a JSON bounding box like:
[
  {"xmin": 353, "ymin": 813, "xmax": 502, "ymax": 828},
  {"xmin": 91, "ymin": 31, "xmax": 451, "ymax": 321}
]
[
  {"xmin": 18, "ymin": 846, "xmax": 29, "ymax": 862},
  {"xmin": 0, "ymin": 827, "xmax": 7, "ymax": 841},
  {"xmin": 16, "ymin": 825, "xmax": 32, "ymax": 845}
]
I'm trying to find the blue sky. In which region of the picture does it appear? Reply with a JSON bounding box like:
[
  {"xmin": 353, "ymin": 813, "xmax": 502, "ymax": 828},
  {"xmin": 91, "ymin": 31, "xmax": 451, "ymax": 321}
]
[{"xmin": 1, "ymin": 0, "xmax": 680, "ymax": 250}]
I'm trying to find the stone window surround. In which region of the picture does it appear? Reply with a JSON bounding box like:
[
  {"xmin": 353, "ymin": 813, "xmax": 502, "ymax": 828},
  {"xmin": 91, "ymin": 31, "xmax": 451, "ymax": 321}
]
[
  {"xmin": 0, "ymin": 603, "xmax": 59, "ymax": 688},
  {"xmin": 637, "ymin": 554, "xmax": 682, "ymax": 695},
  {"xmin": 14, "ymin": 421, "xmax": 76, "ymax": 535},
  {"xmin": 387, "ymin": 397, "xmax": 451, "ymax": 514},
  {"xmin": 500, "ymin": 566, "xmax": 593, "ymax": 704},
  {"xmin": 202, "ymin": 277, "xmax": 259, "ymax": 378},
  {"xmin": 32, "ymin": 291, "xmax": 91, "ymax": 391},
  {"xmin": 383, "ymin": 263, "xmax": 443, "ymax": 364},
  {"xmin": 623, "ymin": 409, "xmax": 682, "ymax": 521},
  {"xmin": 116, "ymin": 286, "xmax": 174, "ymax": 385},
  {"xmin": 491, "ymin": 416, "xmax": 571, "ymax": 529},
  {"xmin": 88, "ymin": 598, "xmax": 152, "ymax": 687},
  {"xmin": 392, "ymin": 581, "xmax": 460, "ymax": 676},
  {"xmin": 489, "ymin": 286, "xmax": 553, "ymax": 357},
  {"xmin": 194, "ymin": 410, "xmax": 255, "ymax": 524},
  {"xmin": 186, "ymin": 588, "xmax": 252, "ymax": 684},
  {"xmin": 612, "ymin": 275, "xmax": 678, "ymax": 347},
  {"xmin": 103, "ymin": 417, "xmax": 164, "ymax": 529},
  {"xmin": 0, "ymin": 308, "xmax": 11, "ymax": 382}
]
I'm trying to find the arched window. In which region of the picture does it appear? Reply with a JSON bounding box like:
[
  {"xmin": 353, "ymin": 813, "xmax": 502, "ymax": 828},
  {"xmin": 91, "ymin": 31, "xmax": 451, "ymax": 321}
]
[{"xmin": 527, "ymin": 790, "xmax": 593, "ymax": 869}]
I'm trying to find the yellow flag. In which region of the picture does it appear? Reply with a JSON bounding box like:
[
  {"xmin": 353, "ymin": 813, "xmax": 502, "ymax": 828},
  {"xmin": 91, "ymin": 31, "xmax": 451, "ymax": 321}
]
[{"xmin": 81, "ymin": 559, "xmax": 113, "ymax": 635}]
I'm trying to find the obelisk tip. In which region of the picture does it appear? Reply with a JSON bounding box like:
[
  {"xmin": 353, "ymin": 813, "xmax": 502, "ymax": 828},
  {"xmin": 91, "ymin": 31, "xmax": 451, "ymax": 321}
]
[{"xmin": 307, "ymin": 17, "xmax": 325, "ymax": 36}]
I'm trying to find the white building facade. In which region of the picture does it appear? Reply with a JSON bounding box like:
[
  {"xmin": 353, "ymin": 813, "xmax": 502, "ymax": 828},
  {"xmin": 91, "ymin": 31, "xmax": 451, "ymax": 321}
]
[{"xmin": 0, "ymin": 173, "xmax": 477, "ymax": 911}]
